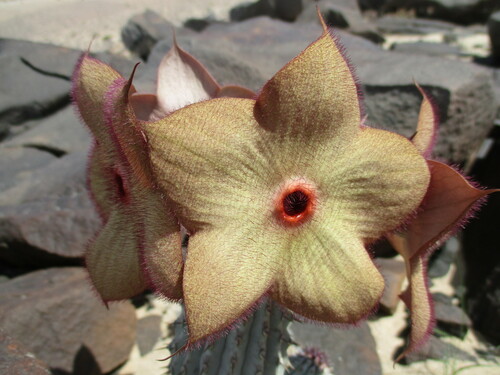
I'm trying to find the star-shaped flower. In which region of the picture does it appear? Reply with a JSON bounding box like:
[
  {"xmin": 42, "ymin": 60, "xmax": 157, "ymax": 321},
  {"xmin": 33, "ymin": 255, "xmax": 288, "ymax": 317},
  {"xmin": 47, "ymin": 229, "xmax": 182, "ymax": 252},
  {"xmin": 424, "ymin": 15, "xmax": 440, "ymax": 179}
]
[
  {"xmin": 72, "ymin": 41, "xmax": 253, "ymax": 302},
  {"xmin": 142, "ymin": 22, "xmax": 431, "ymax": 346},
  {"xmin": 388, "ymin": 85, "xmax": 500, "ymax": 360}
]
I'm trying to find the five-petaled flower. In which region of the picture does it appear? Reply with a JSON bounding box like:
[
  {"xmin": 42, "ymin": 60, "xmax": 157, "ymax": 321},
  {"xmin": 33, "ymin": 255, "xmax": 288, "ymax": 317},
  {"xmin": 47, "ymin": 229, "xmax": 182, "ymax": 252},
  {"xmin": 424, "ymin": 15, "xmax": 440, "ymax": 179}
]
[
  {"xmin": 72, "ymin": 19, "xmax": 498, "ymax": 359},
  {"xmin": 142, "ymin": 22, "xmax": 432, "ymax": 347}
]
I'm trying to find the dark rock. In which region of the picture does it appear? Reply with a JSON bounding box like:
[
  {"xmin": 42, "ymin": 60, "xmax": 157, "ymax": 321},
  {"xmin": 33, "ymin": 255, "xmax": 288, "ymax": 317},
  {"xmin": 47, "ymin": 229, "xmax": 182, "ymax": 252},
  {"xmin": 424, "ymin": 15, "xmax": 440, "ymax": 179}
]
[
  {"xmin": 353, "ymin": 49, "xmax": 496, "ymax": 163},
  {"xmin": 274, "ymin": 0, "xmax": 304, "ymax": 21},
  {"xmin": 2, "ymin": 106, "xmax": 91, "ymax": 155},
  {"xmin": 377, "ymin": 257, "xmax": 406, "ymax": 315},
  {"xmin": 410, "ymin": 0, "xmax": 500, "ymax": 26},
  {"xmin": 0, "ymin": 329, "xmax": 51, "ymax": 375},
  {"xmin": 288, "ymin": 348, "xmax": 330, "ymax": 375},
  {"xmin": 136, "ymin": 315, "xmax": 162, "ymax": 356},
  {"xmin": 469, "ymin": 264, "xmax": 500, "ymax": 345},
  {"xmin": 489, "ymin": 11, "xmax": 500, "ymax": 65},
  {"xmin": 358, "ymin": 0, "xmax": 388, "ymax": 12},
  {"xmin": 401, "ymin": 335, "xmax": 476, "ymax": 364},
  {"xmin": 290, "ymin": 321, "xmax": 382, "ymax": 375},
  {"xmin": 463, "ymin": 124, "xmax": 500, "ymax": 344},
  {"xmin": 121, "ymin": 10, "xmax": 177, "ymax": 60},
  {"xmin": 230, "ymin": 0, "xmax": 304, "ymax": 22},
  {"xmin": 0, "ymin": 152, "xmax": 100, "ymax": 268},
  {"xmin": 390, "ymin": 41, "xmax": 461, "ymax": 57},
  {"xmin": 184, "ymin": 17, "xmax": 216, "ymax": 32},
  {"xmin": 360, "ymin": 0, "xmax": 500, "ymax": 25},
  {"xmin": 432, "ymin": 293, "xmax": 472, "ymax": 339},
  {"xmin": 297, "ymin": 0, "xmax": 384, "ymax": 44},
  {"xmin": 0, "ymin": 267, "xmax": 137, "ymax": 374}
]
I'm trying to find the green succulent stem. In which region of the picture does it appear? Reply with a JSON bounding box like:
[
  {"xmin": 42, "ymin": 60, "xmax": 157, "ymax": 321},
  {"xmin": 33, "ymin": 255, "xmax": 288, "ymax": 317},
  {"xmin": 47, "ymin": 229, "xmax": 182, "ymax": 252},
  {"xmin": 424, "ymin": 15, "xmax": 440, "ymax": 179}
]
[{"xmin": 167, "ymin": 300, "xmax": 332, "ymax": 375}]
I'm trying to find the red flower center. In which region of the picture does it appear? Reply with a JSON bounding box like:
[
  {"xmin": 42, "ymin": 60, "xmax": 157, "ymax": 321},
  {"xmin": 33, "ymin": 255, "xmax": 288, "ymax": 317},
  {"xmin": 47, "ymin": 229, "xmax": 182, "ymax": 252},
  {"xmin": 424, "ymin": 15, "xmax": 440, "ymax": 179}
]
[{"xmin": 276, "ymin": 181, "xmax": 316, "ymax": 225}]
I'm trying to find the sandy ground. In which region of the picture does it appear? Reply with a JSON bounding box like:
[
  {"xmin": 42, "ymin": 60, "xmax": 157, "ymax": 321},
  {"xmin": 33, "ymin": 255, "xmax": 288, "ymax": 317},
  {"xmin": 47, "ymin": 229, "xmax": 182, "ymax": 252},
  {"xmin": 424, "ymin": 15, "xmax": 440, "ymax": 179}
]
[{"xmin": 0, "ymin": 0, "xmax": 244, "ymax": 54}]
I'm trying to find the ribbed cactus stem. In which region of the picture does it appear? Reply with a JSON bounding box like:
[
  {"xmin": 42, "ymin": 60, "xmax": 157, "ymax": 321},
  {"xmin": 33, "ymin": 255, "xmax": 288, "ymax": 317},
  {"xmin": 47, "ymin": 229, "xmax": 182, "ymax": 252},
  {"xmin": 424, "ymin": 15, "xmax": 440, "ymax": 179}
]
[{"xmin": 167, "ymin": 299, "xmax": 333, "ymax": 375}]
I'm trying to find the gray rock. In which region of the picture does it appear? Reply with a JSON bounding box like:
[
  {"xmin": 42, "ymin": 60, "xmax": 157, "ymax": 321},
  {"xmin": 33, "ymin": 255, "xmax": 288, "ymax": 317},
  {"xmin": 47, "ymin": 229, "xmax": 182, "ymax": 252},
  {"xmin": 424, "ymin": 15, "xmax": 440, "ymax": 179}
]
[
  {"xmin": 290, "ymin": 321, "xmax": 382, "ymax": 375},
  {"xmin": 0, "ymin": 39, "xmax": 135, "ymax": 140},
  {"xmin": 433, "ymin": 293, "xmax": 472, "ymax": 339},
  {"xmin": 428, "ymin": 237, "xmax": 460, "ymax": 278},
  {"xmin": 390, "ymin": 41, "xmax": 461, "ymax": 57},
  {"xmin": 0, "ymin": 51, "xmax": 70, "ymax": 136},
  {"xmin": 402, "ymin": 335, "xmax": 476, "ymax": 364},
  {"xmin": 488, "ymin": 11, "xmax": 500, "ymax": 65},
  {"xmin": 377, "ymin": 257, "xmax": 406, "ymax": 315},
  {"xmin": 0, "ymin": 267, "xmax": 137, "ymax": 374},
  {"xmin": 175, "ymin": 16, "xmax": 326, "ymax": 84},
  {"xmin": 297, "ymin": 0, "xmax": 384, "ymax": 44},
  {"xmin": 0, "ymin": 329, "xmax": 51, "ymax": 375},
  {"xmin": 0, "ymin": 152, "xmax": 100, "ymax": 267},
  {"xmin": 2, "ymin": 106, "xmax": 91, "ymax": 155},
  {"xmin": 136, "ymin": 315, "xmax": 162, "ymax": 356},
  {"xmin": 375, "ymin": 15, "xmax": 457, "ymax": 35},
  {"xmin": 0, "ymin": 38, "xmax": 81, "ymax": 79},
  {"xmin": 121, "ymin": 10, "xmax": 177, "ymax": 60},
  {"xmin": 0, "ymin": 145, "xmax": 57, "ymax": 195},
  {"xmin": 230, "ymin": 0, "xmax": 304, "ymax": 22}
]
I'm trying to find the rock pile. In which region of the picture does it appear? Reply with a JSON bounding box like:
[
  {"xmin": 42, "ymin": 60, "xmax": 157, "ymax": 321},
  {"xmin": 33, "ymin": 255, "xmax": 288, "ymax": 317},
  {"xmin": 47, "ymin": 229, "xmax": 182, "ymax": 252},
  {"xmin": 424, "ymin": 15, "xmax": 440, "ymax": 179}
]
[{"xmin": 1, "ymin": 1, "xmax": 499, "ymax": 374}]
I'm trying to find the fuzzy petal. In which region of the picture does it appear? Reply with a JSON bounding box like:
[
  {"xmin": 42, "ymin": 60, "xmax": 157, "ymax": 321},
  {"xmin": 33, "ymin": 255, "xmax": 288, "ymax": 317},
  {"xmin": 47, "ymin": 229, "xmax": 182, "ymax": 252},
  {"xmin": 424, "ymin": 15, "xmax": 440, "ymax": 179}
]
[
  {"xmin": 130, "ymin": 93, "xmax": 160, "ymax": 121},
  {"xmin": 87, "ymin": 145, "xmax": 115, "ymax": 221},
  {"xmin": 388, "ymin": 160, "xmax": 499, "ymax": 359},
  {"xmin": 217, "ymin": 85, "xmax": 256, "ymax": 99},
  {"xmin": 396, "ymin": 254, "xmax": 434, "ymax": 362},
  {"xmin": 272, "ymin": 223, "xmax": 384, "ymax": 324},
  {"xmin": 321, "ymin": 127, "xmax": 430, "ymax": 241},
  {"xmin": 103, "ymin": 75, "xmax": 184, "ymax": 300},
  {"xmin": 391, "ymin": 160, "xmax": 497, "ymax": 259},
  {"xmin": 144, "ymin": 99, "xmax": 271, "ymax": 232},
  {"xmin": 72, "ymin": 54, "xmax": 121, "ymax": 139},
  {"xmin": 156, "ymin": 40, "xmax": 220, "ymax": 115},
  {"xmin": 183, "ymin": 227, "xmax": 279, "ymax": 344},
  {"xmin": 254, "ymin": 29, "xmax": 360, "ymax": 148},
  {"xmin": 86, "ymin": 210, "xmax": 146, "ymax": 301},
  {"xmin": 412, "ymin": 84, "xmax": 438, "ymax": 158}
]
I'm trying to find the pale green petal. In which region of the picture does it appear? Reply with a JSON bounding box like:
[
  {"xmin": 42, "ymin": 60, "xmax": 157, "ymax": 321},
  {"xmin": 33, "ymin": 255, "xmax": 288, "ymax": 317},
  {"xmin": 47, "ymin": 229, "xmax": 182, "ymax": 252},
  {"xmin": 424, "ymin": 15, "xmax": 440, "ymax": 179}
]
[
  {"xmin": 320, "ymin": 127, "xmax": 430, "ymax": 241},
  {"xmin": 272, "ymin": 222, "xmax": 384, "ymax": 323},
  {"xmin": 412, "ymin": 84, "xmax": 437, "ymax": 158},
  {"xmin": 144, "ymin": 99, "xmax": 273, "ymax": 232},
  {"xmin": 254, "ymin": 30, "xmax": 360, "ymax": 153},
  {"xmin": 183, "ymin": 226, "xmax": 280, "ymax": 343},
  {"xmin": 86, "ymin": 210, "xmax": 146, "ymax": 301},
  {"xmin": 104, "ymin": 77, "xmax": 184, "ymax": 300},
  {"xmin": 72, "ymin": 54, "xmax": 121, "ymax": 140}
]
